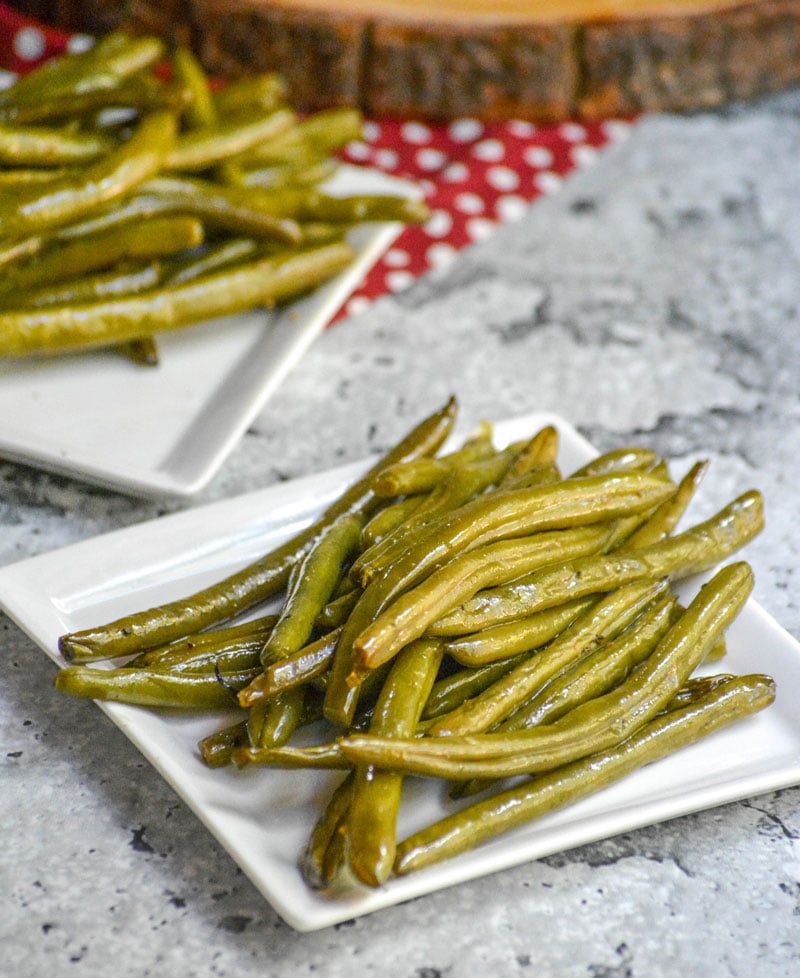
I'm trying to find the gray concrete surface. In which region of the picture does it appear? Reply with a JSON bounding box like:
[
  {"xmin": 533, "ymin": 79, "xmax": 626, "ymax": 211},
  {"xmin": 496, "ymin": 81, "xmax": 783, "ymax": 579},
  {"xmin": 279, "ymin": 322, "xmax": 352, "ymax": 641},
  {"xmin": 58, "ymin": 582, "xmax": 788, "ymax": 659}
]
[{"xmin": 2, "ymin": 89, "xmax": 800, "ymax": 977}]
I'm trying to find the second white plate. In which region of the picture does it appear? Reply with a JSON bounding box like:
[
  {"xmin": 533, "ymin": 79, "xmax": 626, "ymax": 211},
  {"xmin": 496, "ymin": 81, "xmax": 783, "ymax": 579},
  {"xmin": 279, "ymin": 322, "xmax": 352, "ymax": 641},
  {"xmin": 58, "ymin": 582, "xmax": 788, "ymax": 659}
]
[
  {"xmin": 0, "ymin": 165, "xmax": 414, "ymax": 498},
  {"xmin": 1, "ymin": 411, "xmax": 799, "ymax": 931}
]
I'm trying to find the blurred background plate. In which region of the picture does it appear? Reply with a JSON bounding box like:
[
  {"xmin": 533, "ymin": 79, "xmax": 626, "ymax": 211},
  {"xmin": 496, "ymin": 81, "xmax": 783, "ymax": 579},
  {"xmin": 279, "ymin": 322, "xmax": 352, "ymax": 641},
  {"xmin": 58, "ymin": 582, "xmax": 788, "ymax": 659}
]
[{"xmin": 0, "ymin": 164, "xmax": 416, "ymax": 499}]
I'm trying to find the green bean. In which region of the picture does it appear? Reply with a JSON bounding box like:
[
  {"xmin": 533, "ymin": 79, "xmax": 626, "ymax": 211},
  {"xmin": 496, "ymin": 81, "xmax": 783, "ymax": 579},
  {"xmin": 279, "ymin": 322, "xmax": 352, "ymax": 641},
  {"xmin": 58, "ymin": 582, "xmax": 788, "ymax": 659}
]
[
  {"xmin": 502, "ymin": 593, "xmax": 678, "ymax": 732},
  {"xmin": 239, "ymin": 513, "xmax": 364, "ymax": 744},
  {"xmin": 426, "ymin": 578, "xmax": 668, "ymax": 737},
  {"xmin": 140, "ymin": 176, "xmax": 303, "ymax": 242},
  {"xmin": 315, "ymin": 589, "xmax": 362, "ymax": 629},
  {"xmin": 54, "ymin": 664, "xmax": 258, "ymax": 709},
  {"xmin": 0, "ymin": 33, "xmax": 164, "ymax": 111},
  {"xmin": 394, "ymin": 672, "xmax": 775, "ymax": 875},
  {"xmin": 360, "ymin": 496, "xmax": 427, "ymax": 549},
  {"xmin": 0, "ymin": 124, "xmax": 114, "ymax": 167},
  {"xmin": 373, "ymin": 430, "xmax": 495, "ymax": 497},
  {"xmin": 0, "ymin": 167, "xmax": 77, "ymax": 186},
  {"xmin": 240, "ymin": 157, "xmax": 339, "ymax": 191},
  {"xmin": 442, "ymin": 596, "xmax": 597, "ymax": 666},
  {"xmin": 0, "ymin": 262, "xmax": 163, "ymax": 312},
  {"xmin": 58, "ymin": 397, "xmax": 457, "ymax": 661},
  {"xmin": 433, "ymin": 490, "xmax": 763, "ymax": 635},
  {"xmin": 351, "ymin": 444, "xmax": 534, "ymax": 584},
  {"xmin": 337, "ymin": 562, "xmax": 754, "ymax": 778},
  {"xmin": 165, "ymin": 108, "xmax": 296, "ymax": 173},
  {"xmin": 258, "ymin": 513, "xmax": 365, "ymax": 667},
  {"xmin": 0, "ymin": 110, "xmax": 177, "ymax": 239},
  {"xmin": 246, "ymin": 628, "xmax": 343, "ymax": 700},
  {"xmin": 0, "ymin": 240, "xmax": 353, "ymax": 358},
  {"xmin": 120, "ymin": 335, "xmax": 160, "ymax": 367},
  {"xmin": 243, "ymin": 185, "xmax": 431, "ymax": 225},
  {"xmin": 570, "ymin": 446, "xmax": 659, "ymax": 478},
  {"xmin": 301, "ymin": 772, "xmax": 353, "ymax": 890},
  {"xmin": 198, "ymin": 720, "xmax": 249, "ymax": 768},
  {"xmin": 496, "ymin": 425, "xmax": 559, "ymax": 487},
  {"xmin": 624, "ymin": 460, "xmax": 709, "ymax": 548},
  {"xmin": 127, "ymin": 615, "xmax": 278, "ymax": 670},
  {"xmin": 164, "ymin": 238, "xmax": 261, "ymax": 287},
  {"xmin": 0, "ymin": 216, "xmax": 204, "ymax": 294},
  {"xmin": 347, "ymin": 638, "xmax": 444, "ymax": 886},
  {"xmin": 212, "ymin": 73, "xmax": 289, "ymax": 119},
  {"xmin": 421, "ymin": 653, "xmax": 534, "ymax": 722},
  {"xmin": 239, "ymin": 108, "xmax": 363, "ymax": 166},
  {"xmin": 351, "ymin": 523, "xmax": 619, "ymax": 680}
]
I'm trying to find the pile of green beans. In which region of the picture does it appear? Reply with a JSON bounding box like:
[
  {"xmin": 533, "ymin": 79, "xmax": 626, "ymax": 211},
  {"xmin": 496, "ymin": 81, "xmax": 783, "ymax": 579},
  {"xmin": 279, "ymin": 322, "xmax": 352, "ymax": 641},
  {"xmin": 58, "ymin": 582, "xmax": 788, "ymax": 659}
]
[
  {"xmin": 0, "ymin": 33, "xmax": 428, "ymax": 361},
  {"xmin": 53, "ymin": 397, "xmax": 774, "ymax": 888}
]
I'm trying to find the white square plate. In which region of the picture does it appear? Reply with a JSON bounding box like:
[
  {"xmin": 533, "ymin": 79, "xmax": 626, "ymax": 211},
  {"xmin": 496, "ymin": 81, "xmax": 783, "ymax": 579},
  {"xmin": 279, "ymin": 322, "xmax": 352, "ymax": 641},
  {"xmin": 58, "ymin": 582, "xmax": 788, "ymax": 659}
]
[
  {"xmin": 0, "ymin": 164, "xmax": 414, "ymax": 499},
  {"xmin": 1, "ymin": 411, "xmax": 799, "ymax": 931}
]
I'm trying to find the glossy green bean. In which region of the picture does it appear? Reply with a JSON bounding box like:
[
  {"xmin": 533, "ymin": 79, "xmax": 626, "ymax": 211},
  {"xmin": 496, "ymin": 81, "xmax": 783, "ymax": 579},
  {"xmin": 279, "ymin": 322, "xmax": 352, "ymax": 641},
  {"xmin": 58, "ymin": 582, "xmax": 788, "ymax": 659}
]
[
  {"xmin": 0, "ymin": 123, "xmax": 113, "ymax": 166},
  {"xmin": 58, "ymin": 397, "xmax": 457, "ymax": 661},
  {"xmin": 1, "ymin": 215, "xmax": 203, "ymax": 294},
  {"xmin": 248, "ymin": 628, "xmax": 343, "ymax": 699},
  {"xmin": 426, "ymin": 578, "xmax": 668, "ymax": 738},
  {"xmin": 337, "ymin": 562, "xmax": 754, "ymax": 778},
  {"xmin": 127, "ymin": 615, "xmax": 278, "ymax": 670},
  {"xmin": 54, "ymin": 663, "xmax": 258, "ymax": 709},
  {"xmin": 164, "ymin": 238, "xmax": 260, "ymax": 287},
  {"xmin": 570, "ymin": 446, "xmax": 659, "ymax": 478},
  {"xmin": 624, "ymin": 460, "xmax": 709, "ymax": 548},
  {"xmin": 198, "ymin": 720, "xmax": 250, "ymax": 768},
  {"xmin": 433, "ymin": 490, "xmax": 763, "ymax": 635},
  {"xmin": 301, "ymin": 772, "xmax": 353, "ymax": 890},
  {"xmin": 351, "ymin": 523, "xmax": 619, "ymax": 680},
  {"xmin": 502, "ymin": 593, "xmax": 678, "ymax": 731},
  {"xmin": 0, "ymin": 262, "xmax": 163, "ymax": 312},
  {"xmin": 0, "ymin": 240, "xmax": 353, "ymax": 358},
  {"xmin": 0, "ymin": 110, "xmax": 177, "ymax": 239},
  {"xmin": 165, "ymin": 108, "xmax": 296, "ymax": 173},
  {"xmin": 496, "ymin": 425, "xmax": 559, "ymax": 487},
  {"xmin": 394, "ymin": 672, "xmax": 775, "ymax": 875},
  {"xmin": 441, "ymin": 596, "xmax": 597, "ymax": 666},
  {"xmin": 347, "ymin": 638, "xmax": 444, "ymax": 886}
]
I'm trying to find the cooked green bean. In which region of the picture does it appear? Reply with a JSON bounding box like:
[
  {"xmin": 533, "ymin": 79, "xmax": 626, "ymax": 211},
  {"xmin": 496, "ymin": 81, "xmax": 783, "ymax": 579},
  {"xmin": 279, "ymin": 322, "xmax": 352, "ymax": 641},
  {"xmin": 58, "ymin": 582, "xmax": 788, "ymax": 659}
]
[
  {"xmin": 624, "ymin": 460, "xmax": 709, "ymax": 548},
  {"xmin": 347, "ymin": 638, "xmax": 444, "ymax": 886},
  {"xmin": 54, "ymin": 664, "xmax": 258, "ymax": 709},
  {"xmin": 301, "ymin": 772, "xmax": 354, "ymax": 890},
  {"xmin": 352, "ymin": 444, "xmax": 539, "ymax": 585},
  {"xmin": 421, "ymin": 653, "xmax": 534, "ymax": 722},
  {"xmin": 164, "ymin": 238, "xmax": 260, "ymax": 287},
  {"xmin": 0, "ymin": 110, "xmax": 177, "ymax": 239},
  {"xmin": 496, "ymin": 425, "xmax": 559, "ymax": 487},
  {"xmin": 0, "ymin": 262, "xmax": 163, "ymax": 312},
  {"xmin": 315, "ymin": 589, "xmax": 362, "ymax": 629},
  {"xmin": 198, "ymin": 720, "xmax": 250, "ymax": 768},
  {"xmin": 442, "ymin": 596, "xmax": 597, "ymax": 666},
  {"xmin": 0, "ymin": 216, "xmax": 204, "ymax": 294},
  {"xmin": 394, "ymin": 672, "xmax": 775, "ymax": 875},
  {"xmin": 351, "ymin": 523, "xmax": 620, "ymax": 680},
  {"xmin": 239, "ymin": 108, "xmax": 363, "ymax": 166},
  {"xmin": 247, "ymin": 628, "xmax": 343, "ymax": 700},
  {"xmin": 165, "ymin": 109, "xmax": 296, "ymax": 173},
  {"xmin": 0, "ymin": 240, "xmax": 353, "ymax": 358},
  {"xmin": 373, "ymin": 431, "xmax": 495, "ymax": 497},
  {"xmin": 58, "ymin": 397, "xmax": 457, "ymax": 661},
  {"xmin": 360, "ymin": 496, "xmax": 427, "ymax": 549},
  {"xmin": 570, "ymin": 446, "xmax": 659, "ymax": 478},
  {"xmin": 426, "ymin": 578, "xmax": 668, "ymax": 738},
  {"xmin": 127, "ymin": 615, "xmax": 278, "ymax": 670},
  {"xmin": 0, "ymin": 124, "xmax": 114, "ymax": 167},
  {"xmin": 433, "ymin": 490, "xmax": 763, "ymax": 635},
  {"xmin": 502, "ymin": 592, "xmax": 678, "ymax": 732},
  {"xmin": 120, "ymin": 335, "xmax": 160, "ymax": 367},
  {"xmin": 240, "ymin": 513, "xmax": 364, "ymax": 746},
  {"xmin": 213, "ymin": 73, "xmax": 289, "ymax": 118},
  {"xmin": 337, "ymin": 562, "xmax": 754, "ymax": 778}
]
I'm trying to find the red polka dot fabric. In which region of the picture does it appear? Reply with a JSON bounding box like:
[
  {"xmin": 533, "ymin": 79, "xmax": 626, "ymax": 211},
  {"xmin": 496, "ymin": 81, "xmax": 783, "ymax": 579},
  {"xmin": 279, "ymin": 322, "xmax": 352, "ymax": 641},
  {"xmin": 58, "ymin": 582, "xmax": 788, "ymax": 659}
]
[
  {"xmin": 335, "ymin": 115, "xmax": 633, "ymax": 321},
  {"xmin": 0, "ymin": 1, "xmax": 636, "ymax": 324}
]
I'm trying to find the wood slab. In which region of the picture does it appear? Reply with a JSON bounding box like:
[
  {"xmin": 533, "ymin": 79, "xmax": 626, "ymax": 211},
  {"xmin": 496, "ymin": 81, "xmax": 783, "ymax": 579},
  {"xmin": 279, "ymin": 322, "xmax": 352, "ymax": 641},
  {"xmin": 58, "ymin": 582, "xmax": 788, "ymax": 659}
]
[{"xmin": 12, "ymin": 0, "xmax": 800, "ymax": 119}]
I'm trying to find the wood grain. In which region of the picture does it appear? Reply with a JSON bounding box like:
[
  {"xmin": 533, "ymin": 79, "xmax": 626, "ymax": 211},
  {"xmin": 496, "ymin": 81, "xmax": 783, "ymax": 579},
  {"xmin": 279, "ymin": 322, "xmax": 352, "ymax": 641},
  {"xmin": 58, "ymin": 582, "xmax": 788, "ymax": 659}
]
[{"xmin": 10, "ymin": 0, "xmax": 800, "ymax": 119}]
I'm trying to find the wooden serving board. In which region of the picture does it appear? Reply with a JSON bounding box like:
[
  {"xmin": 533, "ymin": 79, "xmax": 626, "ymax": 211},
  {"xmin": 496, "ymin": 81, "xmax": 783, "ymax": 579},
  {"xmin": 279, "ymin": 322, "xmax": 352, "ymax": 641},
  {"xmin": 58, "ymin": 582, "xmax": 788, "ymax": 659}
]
[{"xmin": 12, "ymin": 0, "xmax": 800, "ymax": 119}]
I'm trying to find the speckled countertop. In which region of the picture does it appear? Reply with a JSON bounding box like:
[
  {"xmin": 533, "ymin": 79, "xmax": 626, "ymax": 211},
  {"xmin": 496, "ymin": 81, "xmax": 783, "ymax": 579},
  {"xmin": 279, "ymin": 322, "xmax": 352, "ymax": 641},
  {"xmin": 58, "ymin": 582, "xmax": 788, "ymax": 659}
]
[{"xmin": 2, "ymin": 90, "xmax": 800, "ymax": 978}]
